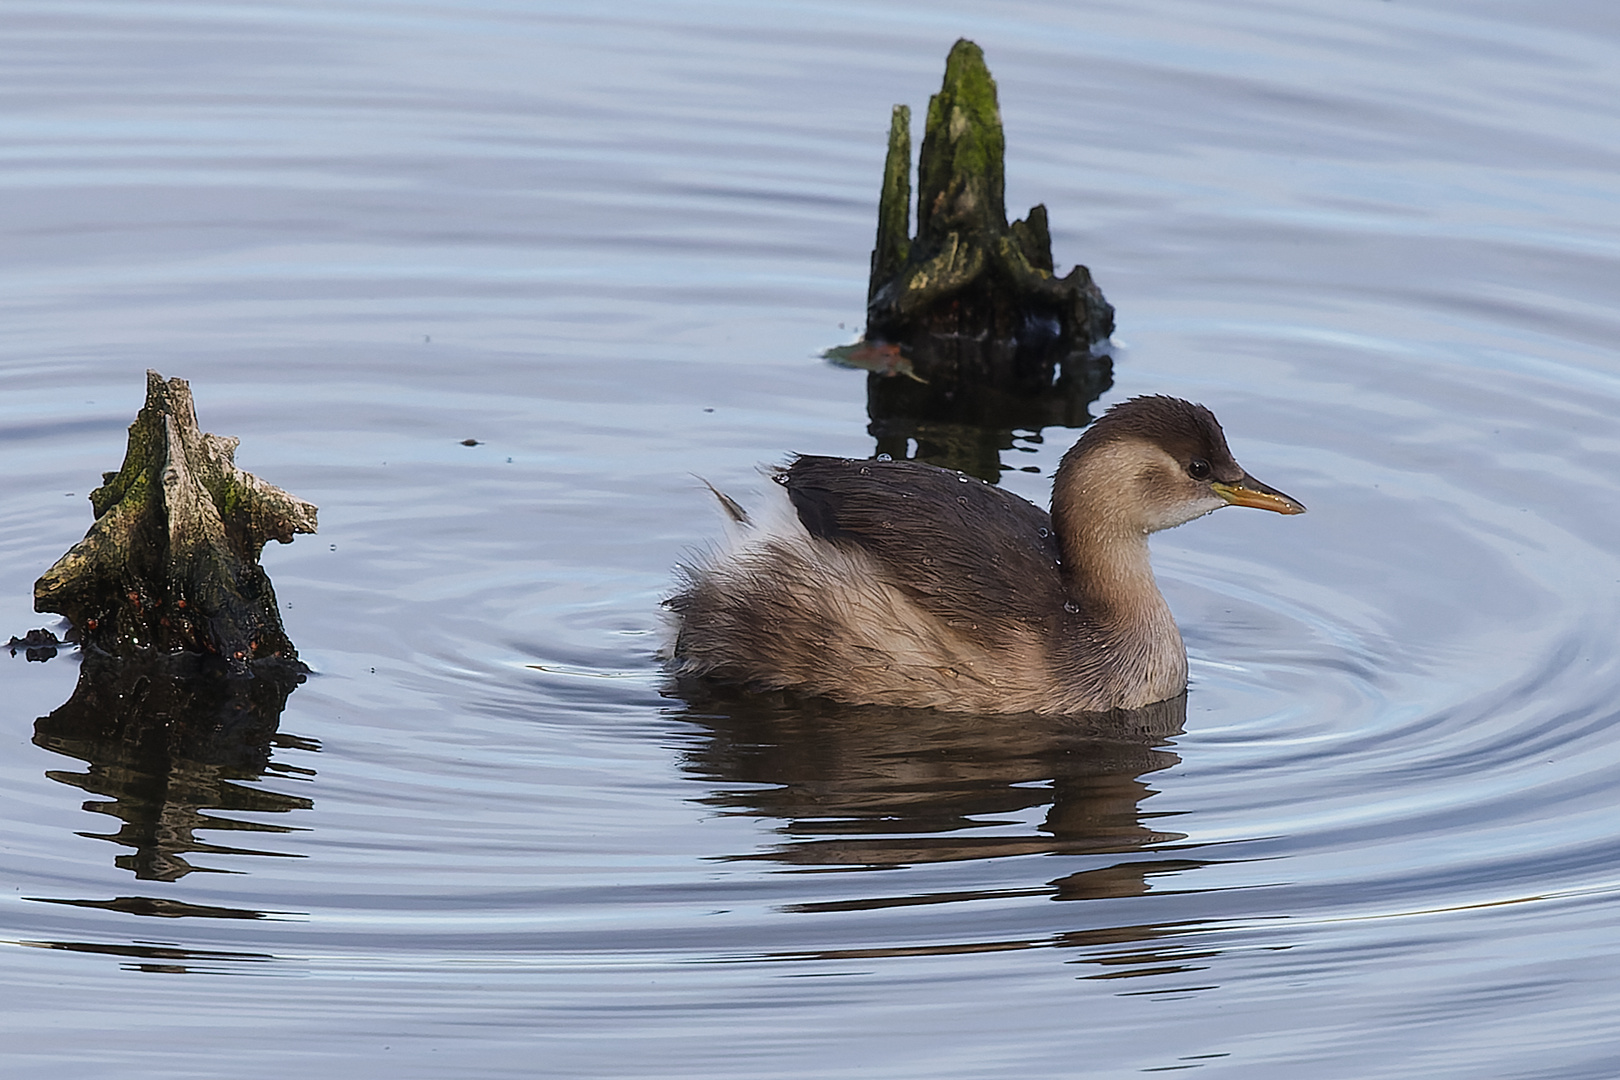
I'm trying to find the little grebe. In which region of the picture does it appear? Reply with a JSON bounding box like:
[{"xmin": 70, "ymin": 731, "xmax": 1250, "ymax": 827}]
[{"xmin": 668, "ymin": 396, "xmax": 1304, "ymax": 713}]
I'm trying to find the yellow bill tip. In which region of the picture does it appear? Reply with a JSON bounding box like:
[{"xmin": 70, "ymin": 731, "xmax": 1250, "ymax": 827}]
[{"xmin": 1211, "ymin": 479, "xmax": 1307, "ymax": 515}]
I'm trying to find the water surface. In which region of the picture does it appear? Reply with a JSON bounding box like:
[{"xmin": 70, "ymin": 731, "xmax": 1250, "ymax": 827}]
[{"xmin": 4, "ymin": 1, "xmax": 1620, "ymax": 1076}]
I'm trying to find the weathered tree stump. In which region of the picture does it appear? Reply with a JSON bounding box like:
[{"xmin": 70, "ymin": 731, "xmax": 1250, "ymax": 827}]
[
  {"xmin": 865, "ymin": 40, "xmax": 1114, "ymax": 399},
  {"xmin": 34, "ymin": 370, "xmax": 317, "ymax": 666}
]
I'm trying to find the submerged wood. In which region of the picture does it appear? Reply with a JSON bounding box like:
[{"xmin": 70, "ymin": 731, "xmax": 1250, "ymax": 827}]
[
  {"xmin": 865, "ymin": 39, "xmax": 1115, "ymax": 397},
  {"xmin": 34, "ymin": 370, "xmax": 317, "ymax": 665}
]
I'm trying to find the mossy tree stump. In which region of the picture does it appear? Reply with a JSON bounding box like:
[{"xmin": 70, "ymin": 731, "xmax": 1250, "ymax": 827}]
[
  {"xmin": 35, "ymin": 370, "xmax": 317, "ymax": 667},
  {"xmin": 865, "ymin": 40, "xmax": 1114, "ymax": 397}
]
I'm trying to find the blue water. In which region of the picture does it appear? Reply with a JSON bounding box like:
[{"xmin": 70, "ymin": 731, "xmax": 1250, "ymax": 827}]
[{"xmin": 5, "ymin": 1, "xmax": 1620, "ymax": 1076}]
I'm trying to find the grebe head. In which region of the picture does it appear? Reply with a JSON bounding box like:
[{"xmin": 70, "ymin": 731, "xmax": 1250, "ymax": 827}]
[{"xmin": 1055, "ymin": 396, "xmax": 1305, "ymax": 540}]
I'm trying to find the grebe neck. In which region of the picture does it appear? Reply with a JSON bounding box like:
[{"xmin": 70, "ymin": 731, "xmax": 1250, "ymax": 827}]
[{"xmin": 1050, "ymin": 442, "xmax": 1174, "ymax": 630}]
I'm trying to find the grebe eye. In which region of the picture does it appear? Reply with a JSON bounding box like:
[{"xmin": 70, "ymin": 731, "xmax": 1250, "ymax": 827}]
[{"xmin": 1188, "ymin": 458, "xmax": 1211, "ymax": 480}]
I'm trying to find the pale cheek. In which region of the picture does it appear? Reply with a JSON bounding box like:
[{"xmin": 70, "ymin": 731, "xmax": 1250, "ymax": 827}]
[{"xmin": 1144, "ymin": 492, "xmax": 1227, "ymax": 533}]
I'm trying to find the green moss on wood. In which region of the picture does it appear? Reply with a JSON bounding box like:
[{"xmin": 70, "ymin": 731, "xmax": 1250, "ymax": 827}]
[
  {"xmin": 870, "ymin": 104, "xmax": 913, "ymax": 303},
  {"xmin": 1010, "ymin": 204, "xmax": 1054, "ymax": 275},
  {"xmin": 916, "ymin": 39, "xmax": 1006, "ymax": 242}
]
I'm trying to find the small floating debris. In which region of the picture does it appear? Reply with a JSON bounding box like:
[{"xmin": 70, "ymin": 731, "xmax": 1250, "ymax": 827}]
[
  {"xmin": 525, "ymin": 663, "xmax": 643, "ymax": 680},
  {"xmin": 7, "ymin": 627, "xmax": 67, "ymax": 662},
  {"xmin": 822, "ymin": 341, "xmax": 926, "ymax": 383}
]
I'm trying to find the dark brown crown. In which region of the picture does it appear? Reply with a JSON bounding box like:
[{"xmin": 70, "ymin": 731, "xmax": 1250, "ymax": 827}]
[{"xmin": 1071, "ymin": 395, "xmax": 1243, "ymax": 481}]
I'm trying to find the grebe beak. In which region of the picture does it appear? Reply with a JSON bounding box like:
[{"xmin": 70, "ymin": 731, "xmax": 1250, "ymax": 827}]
[{"xmin": 1211, "ymin": 474, "xmax": 1307, "ymax": 515}]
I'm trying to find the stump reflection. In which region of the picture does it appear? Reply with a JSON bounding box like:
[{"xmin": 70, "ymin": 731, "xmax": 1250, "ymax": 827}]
[
  {"xmin": 865, "ymin": 354, "xmax": 1112, "ymax": 482},
  {"xmin": 32, "ymin": 649, "xmax": 316, "ymax": 899}
]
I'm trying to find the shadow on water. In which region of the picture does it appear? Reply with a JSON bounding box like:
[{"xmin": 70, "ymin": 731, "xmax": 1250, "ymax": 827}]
[{"xmin": 27, "ymin": 648, "xmax": 317, "ymax": 931}]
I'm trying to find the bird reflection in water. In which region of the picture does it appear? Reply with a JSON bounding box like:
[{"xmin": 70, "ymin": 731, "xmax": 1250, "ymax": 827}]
[
  {"xmin": 29, "ymin": 649, "xmax": 316, "ymax": 925},
  {"xmin": 673, "ymin": 686, "xmax": 1221, "ymax": 982},
  {"xmin": 678, "ymin": 682, "xmax": 1189, "ymax": 865},
  {"xmin": 680, "ymin": 688, "xmax": 1186, "ymax": 865}
]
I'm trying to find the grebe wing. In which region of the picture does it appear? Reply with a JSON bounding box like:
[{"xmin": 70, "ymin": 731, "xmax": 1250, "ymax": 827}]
[{"xmin": 782, "ymin": 456, "xmax": 1065, "ymax": 628}]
